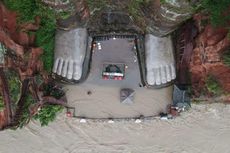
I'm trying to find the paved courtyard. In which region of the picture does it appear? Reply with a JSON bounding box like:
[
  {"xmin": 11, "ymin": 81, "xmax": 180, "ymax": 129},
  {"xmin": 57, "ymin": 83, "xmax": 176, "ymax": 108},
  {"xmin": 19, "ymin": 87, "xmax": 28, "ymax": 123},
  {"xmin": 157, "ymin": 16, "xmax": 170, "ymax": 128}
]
[{"xmin": 65, "ymin": 38, "xmax": 173, "ymax": 118}]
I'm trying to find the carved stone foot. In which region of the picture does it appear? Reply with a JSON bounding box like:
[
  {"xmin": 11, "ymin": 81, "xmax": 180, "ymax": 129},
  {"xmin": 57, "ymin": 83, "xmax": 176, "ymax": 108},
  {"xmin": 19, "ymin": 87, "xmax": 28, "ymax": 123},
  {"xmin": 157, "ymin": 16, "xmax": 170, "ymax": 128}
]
[
  {"xmin": 145, "ymin": 34, "xmax": 176, "ymax": 86},
  {"xmin": 52, "ymin": 28, "xmax": 88, "ymax": 81}
]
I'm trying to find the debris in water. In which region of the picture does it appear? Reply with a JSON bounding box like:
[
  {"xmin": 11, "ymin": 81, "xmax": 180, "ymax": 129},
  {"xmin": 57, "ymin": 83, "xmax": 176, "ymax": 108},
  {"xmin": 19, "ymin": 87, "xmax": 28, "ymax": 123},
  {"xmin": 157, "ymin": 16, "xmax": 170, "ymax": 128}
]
[
  {"xmin": 80, "ymin": 118, "xmax": 86, "ymax": 123},
  {"xmin": 159, "ymin": 112, "xmax": 168, "ymax": 120},
  {"xmin": 66, "ymin": 111, "xmax": 72, "ymax": 117},
  {"xmin": 135, "ymin": 119, "xmax": 142, "ymax": 123},
  {"xmin": 108, "ymin": 120, "xmax": 114, "ymax": 123}
]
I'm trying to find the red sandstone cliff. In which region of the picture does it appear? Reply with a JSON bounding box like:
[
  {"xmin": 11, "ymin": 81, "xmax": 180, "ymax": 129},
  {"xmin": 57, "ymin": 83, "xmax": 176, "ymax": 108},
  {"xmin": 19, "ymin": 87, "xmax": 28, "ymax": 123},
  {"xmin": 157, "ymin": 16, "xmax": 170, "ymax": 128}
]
[{"xmin": 190, "ymin": 14, "xmax": 230, "ymax": 97}]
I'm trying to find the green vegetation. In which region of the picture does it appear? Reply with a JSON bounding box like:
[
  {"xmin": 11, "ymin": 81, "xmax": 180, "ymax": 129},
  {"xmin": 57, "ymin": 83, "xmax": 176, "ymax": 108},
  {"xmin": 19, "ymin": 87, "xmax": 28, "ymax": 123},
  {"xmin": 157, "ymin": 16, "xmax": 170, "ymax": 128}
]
[
  {"xmin": 0, "ymin": 96, "xmax": 4, "ymax": 111},
  {"xmin": 86, "ymin": 0, "xmax": 148, "ymax": 22},
  {"xmin": 33, "ymin": 81, "xmax": 64, "ymax": 126},
  {"xmin": 0, "ymin": 70, "xmax": 21, "ymax": 112},
  {"xmin": 128, "ymin": 0, "xmax": 145, "ymax": 13},
  {"xmin": 6, "ymin": 70, "xmax": 21, "ymax": 103},
  {"xmin": 35, "ymin": 12, "xmax": 56, "ymax": 72},
  {"xmin": 223, "ymin": 50, "xmax": 230, "ymax": 67},
  {"xmin": 3, "ymin": 0, "xmax": 78, "ymax": 71},
  {"xmin": 3, "ymin": 0, "xmax": 56, "ymax": 72},
  {"xmin": 192, "ymin": 98, "xmax": 203, "ymax": 104},
  {"xmin": 199, "ymin": 0, "xmax": 230, "ymax": 96},
  {"xmin": 17, "ymin": 95, "xmax": 35, "ymax": 128},
  {"xmin": 15, "ymin": 95, "xmax": 62, "ymax": 129},
  {"xmin": 2, "ymin": 1, "xmax": 65, "ymax": 128},
  {"xmin": 160, "ymin": 0, "xmax": 166, "ymax": 4},
  {"xmin": 200, "ymin": 0, "xmax": 230, "ymax": 27},
  {"xmin": 34, "ymin": 105, "xmax": 63, "ymax": 126},
  {"xmin": 0, "ymin": 44, "xmax": 5, "ymax": 111},
  {"xmin": 16, "ymin": 81, "xmax": 64, "ymax": 128},
  {"xmin": 128, "ymin": 0, "xmax": 145, "ymax": 20},
  {"xmin": 3, "ymin": 0, "xmax": 38, "ymax": 23},
  {"xmin": 86, "ymin": 0, "xmax": 107, "ymax": 11},
  {"xmin": 206, "ymin": 75, "xmax": 223, "ymax": 96},
  {"xmin": 0, "ymin": 43, "xmax": 6, "ymax": 63},
  {"xmin": 58, "ymin": 11, "xmax": 73, "ymax": 20},
  {"xmin": 16, "ymin": 94, "xmax": 63, "ymax": 128}
]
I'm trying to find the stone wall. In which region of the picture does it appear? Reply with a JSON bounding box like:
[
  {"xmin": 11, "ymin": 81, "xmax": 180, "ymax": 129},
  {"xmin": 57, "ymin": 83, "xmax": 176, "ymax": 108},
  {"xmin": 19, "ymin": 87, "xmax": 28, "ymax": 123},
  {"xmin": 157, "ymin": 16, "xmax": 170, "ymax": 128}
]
[{"xmin": 142, "ymin": 0, "xmax": 195, "ymax": 36}]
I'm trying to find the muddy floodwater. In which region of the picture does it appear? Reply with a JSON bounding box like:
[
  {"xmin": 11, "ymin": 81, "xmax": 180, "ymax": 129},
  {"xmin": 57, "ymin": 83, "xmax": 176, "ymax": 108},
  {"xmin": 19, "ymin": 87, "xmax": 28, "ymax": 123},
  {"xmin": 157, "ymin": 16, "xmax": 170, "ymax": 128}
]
[
  {"xmin": 1, "ymin": 103, "xmax": 230, "ymax": 153},
  {"xmin": 65, "ymin": 38, "xmax": 173, "ymax": 118}
]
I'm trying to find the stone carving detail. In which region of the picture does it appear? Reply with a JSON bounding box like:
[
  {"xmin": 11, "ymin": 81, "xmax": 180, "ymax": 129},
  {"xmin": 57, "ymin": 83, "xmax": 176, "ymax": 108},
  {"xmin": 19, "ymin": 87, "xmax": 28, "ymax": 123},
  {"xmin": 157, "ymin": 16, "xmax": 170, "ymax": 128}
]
[
  {"xmin": 53, "ymin": 28, "xmax": 89, "ymax": 80},
  {"xmin": 143, "ymin": 0, "xmax": 195, "ymax": 36},
  {"xmin": 145, "ymin": 34, "xmax": 176, "ymax": 85}
]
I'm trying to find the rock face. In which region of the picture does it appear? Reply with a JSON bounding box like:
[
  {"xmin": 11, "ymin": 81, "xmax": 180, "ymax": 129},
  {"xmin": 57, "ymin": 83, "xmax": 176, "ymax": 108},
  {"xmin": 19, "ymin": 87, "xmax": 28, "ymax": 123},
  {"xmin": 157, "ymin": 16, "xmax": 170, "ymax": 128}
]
[
  {"xmin": 0, "ymin": 2, "xmax": 57, "ymax": 130},
  {"xmin": 88, "ymin": 10, "xmax": 141, "ymax": 34},
  {"xmin": 87, "ymin": 0, "xmax": 195, "ymax": 36},
  {"xmin": 142, "ymin": 0, "xmax": 195, "ymax": 36},
  {"xmin": 45, "ymin": 0, "xmax": 195, "ymax": 36},
  {"xmin": 190, "ymin": 14, "xmax": 230, "ymax": 96},
  {"xmin": 42, "ymin": 0, "xmax": 90, "ymax": 29}
]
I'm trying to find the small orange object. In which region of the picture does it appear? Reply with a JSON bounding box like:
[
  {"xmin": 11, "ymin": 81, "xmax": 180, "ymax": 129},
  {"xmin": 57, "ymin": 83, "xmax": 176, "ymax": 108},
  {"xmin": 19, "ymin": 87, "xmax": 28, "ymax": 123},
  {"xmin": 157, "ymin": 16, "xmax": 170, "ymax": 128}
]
[
  {"xmin": 118, "ymin": 76, "xmax": 123, "ymax": 80},
  {"xmin": 103, "ymin": 76, "xmax": 109, "ymax": 80},
  {"xmin": 66, "ymin": 111, "xmax": 72, "ymax": 117}
]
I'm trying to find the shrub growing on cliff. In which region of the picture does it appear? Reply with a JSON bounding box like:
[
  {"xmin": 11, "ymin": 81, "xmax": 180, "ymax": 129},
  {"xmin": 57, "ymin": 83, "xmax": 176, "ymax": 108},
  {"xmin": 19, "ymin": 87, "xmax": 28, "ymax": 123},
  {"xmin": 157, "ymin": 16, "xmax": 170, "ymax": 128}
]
[
  {"xmin": 201, "ymin": 0, "xmax": 230, "ymax": 27},
  {"xmin": 0, "ymin": 70, "xmax": 21, "ymax": 112},
  {"xmin": 16, "ymin": 81, "xmax": 64, "ymax": 128},
  {"xmin": 1, "ymin": 1, "xmax": 65, "ymax": 129},
  {"xmin": 0, "ymin": 96, "xmax": 3, "ymax": 111},
  {"xmin": 86, "ymin": 0, "xmax": 107, "ymax": 11},
  {"xmin": 128, "ymin": 0, "xmax": 145, "ymax": 18},
  {"xmin": 3, "ymin": 0, "xmax": 37, "ymax": 22},
  {"xmin": 6, "ymin": 71, "xmax": 21, "ymax": 104},
  {"xmin": 223, "ymin": 50, "xmax": 230, "ymax": 67},
  {"xmin": 206, "ymin": 75, "xmax": 223, "ymax": 96},
  {"xmin": 34, "ymin": 105, "xmax": 63, "ymax": 126},
  {"xmin": 3, "ymin": 0, "xmax": 56, "ymax": 72},
  {"xmin": 33, "ymin": 81, "xmax": 65, "ymax": 126}
]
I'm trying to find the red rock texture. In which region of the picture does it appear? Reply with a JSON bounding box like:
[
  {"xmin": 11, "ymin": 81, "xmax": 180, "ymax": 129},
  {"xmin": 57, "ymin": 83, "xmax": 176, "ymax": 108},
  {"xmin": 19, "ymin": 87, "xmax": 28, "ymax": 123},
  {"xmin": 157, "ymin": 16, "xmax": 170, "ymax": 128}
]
[
  {"xmin": 0, "ymin": 111, "xmax": 7, "ymax": 129},
  {"xmin": 0, "ymin": 3, "xmax": 42, "ymax": 57},
  {"xmin": 0, "ymin": 3, "xmax": 17, "ymax": 34},
  {"xmin": 0, "ymin": 2, "xmax": 44, "ymax": 129},
  {"xmin": 208, "ymin": 64, "xmax": 230, "ymax": 92},
  {"xmin": 190, "ymin": 14, "xmax": 230, "ymax": 96}
]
